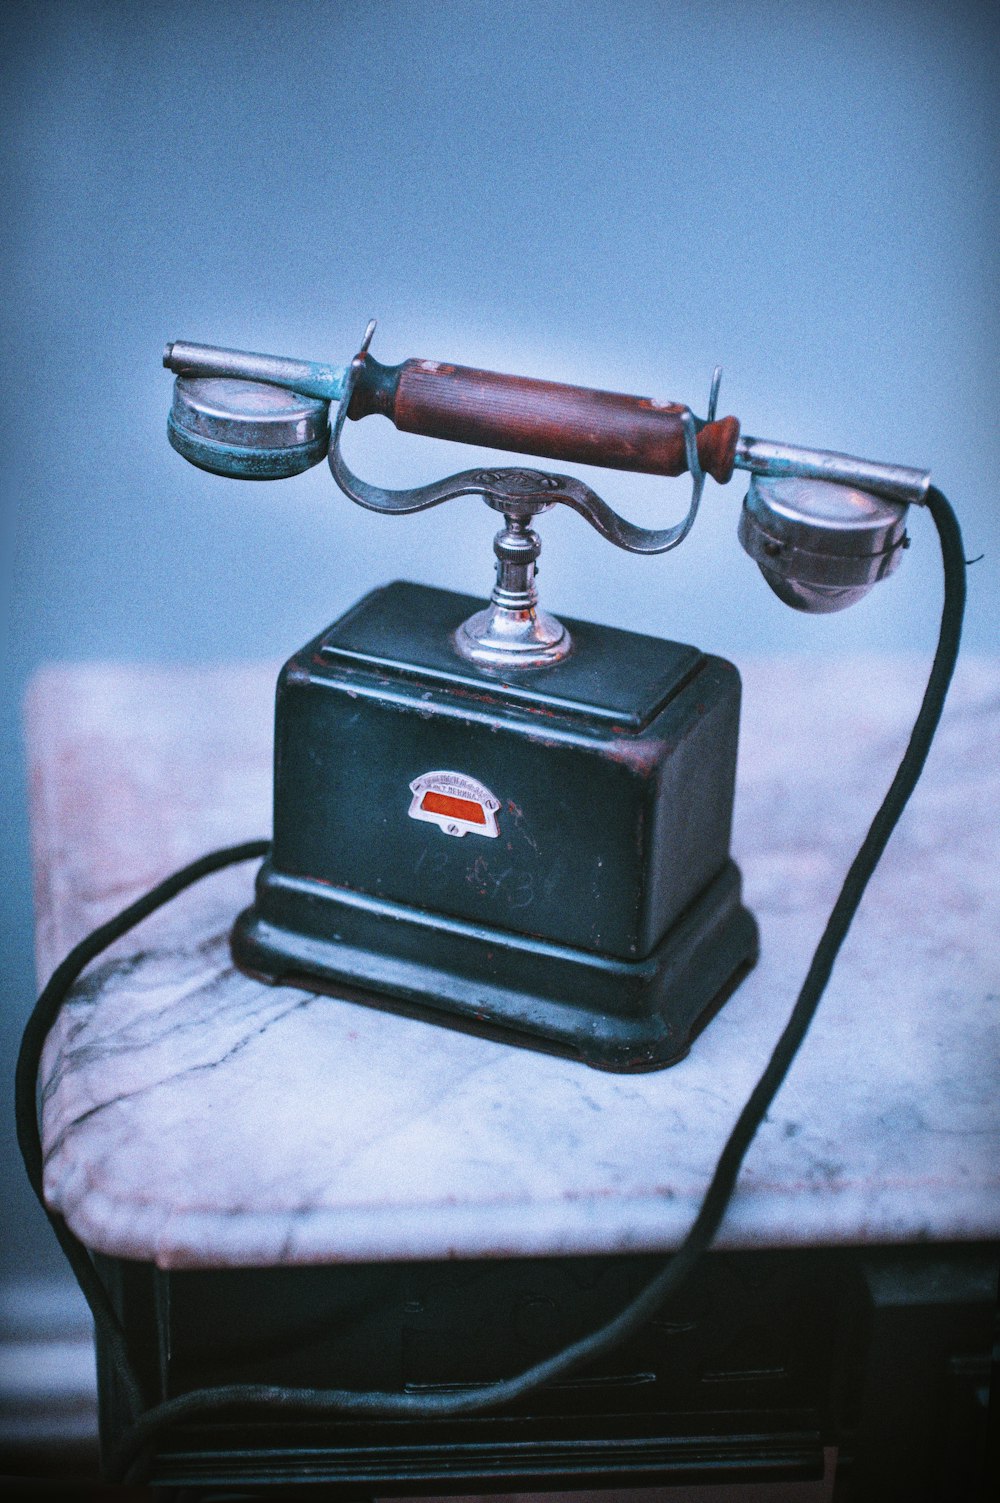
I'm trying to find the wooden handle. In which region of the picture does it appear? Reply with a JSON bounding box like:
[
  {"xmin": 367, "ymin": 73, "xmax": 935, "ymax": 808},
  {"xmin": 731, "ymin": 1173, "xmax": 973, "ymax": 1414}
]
[{"xmin": 377, "ymin": 359, "xmax": 739, "ymax": 483}]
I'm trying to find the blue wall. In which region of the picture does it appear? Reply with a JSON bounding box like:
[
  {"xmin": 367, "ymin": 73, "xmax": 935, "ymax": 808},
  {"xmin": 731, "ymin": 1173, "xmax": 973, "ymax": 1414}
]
[{"xmin": 2, "ymin": 0, "xmax": 997, "ymax": 1277}]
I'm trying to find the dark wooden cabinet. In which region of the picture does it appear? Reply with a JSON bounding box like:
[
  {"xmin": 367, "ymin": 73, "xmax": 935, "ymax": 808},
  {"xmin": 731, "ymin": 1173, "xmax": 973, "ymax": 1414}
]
[{"xmin": 95, "ymin": 1242, "xmax": 997, "ymax": 1499}]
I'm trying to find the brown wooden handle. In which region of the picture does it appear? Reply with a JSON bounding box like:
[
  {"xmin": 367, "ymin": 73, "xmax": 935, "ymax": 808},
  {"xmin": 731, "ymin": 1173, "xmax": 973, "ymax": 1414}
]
[{"xmin": 384, "ymin": 359, "xmax": 740, "ymax": 483}]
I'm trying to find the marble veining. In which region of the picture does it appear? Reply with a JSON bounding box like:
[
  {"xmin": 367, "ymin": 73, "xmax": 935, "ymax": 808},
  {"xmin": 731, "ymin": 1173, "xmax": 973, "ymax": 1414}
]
[{"xmin": 26, "ymin": 658, "xmax": 1000, "ymax": 1269}]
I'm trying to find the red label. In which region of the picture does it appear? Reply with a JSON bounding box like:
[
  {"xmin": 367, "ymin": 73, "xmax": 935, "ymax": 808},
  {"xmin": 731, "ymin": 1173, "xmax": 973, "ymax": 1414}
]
[
  {"xmin": 421, "ymin": 791, "xmax": 487, "ymax": 825},
  {"xmin": 408, "ymin": 770, "xmax": 501, "ymax": 839}
]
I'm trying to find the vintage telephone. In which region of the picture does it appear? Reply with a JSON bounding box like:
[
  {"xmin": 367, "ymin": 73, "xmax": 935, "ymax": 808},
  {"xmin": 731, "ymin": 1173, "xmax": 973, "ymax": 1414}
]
[
  {"xmin": 162, "ymin": 321, "xmax": 926, "ymax": 1071},
  {"xmin": 16, "ymin": 320, "xmax": 964, "ymax": 1475}
]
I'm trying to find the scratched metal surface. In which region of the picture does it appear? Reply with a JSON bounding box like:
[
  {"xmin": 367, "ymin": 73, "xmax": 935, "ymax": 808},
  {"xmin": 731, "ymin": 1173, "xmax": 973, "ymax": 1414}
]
[{"xmin": 25, "ymin": 656, "xmax": 1000, "ymax": 1269}]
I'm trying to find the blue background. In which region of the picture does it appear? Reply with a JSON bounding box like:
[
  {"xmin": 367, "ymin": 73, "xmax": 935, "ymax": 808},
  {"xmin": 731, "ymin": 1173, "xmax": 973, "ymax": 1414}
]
[{"xmin": 2, "ymin": 0, "xmax": 997, "ymax": 1280}]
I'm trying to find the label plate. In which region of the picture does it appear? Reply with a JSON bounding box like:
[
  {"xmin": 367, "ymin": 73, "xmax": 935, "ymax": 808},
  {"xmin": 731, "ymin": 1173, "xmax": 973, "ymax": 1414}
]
[{"xmin": 408, "ymin": 771, "xmax": 501, "ymax": 839}]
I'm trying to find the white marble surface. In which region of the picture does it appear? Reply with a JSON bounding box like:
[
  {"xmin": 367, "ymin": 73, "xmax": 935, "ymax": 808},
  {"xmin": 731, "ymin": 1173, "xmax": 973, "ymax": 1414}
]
[{"xmin": 27, "ymin": 656, "xmax": 1000, "ymax": 1270}]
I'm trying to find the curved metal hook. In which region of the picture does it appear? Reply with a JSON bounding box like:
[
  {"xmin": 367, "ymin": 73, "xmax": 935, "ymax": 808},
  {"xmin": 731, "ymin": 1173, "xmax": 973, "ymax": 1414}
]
[
  {"xmin": 328, "ymin": 326, "xmax": 714, "ymax": 555},
  {"xmin": 328, "ymin": 336, "xmax": 516, "ymax": 515}
]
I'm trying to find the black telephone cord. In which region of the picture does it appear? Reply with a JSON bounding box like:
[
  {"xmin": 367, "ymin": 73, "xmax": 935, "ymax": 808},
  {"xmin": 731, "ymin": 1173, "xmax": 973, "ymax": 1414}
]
[{"xmin": 16, "ymin": 485, "xmax": 966, "ymax": 1483}]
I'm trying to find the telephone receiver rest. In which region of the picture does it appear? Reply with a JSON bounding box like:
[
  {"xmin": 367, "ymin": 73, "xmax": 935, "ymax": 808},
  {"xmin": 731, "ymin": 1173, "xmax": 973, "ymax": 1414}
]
[{"xmin": 166, "ymin": 325, "xmax": 916, "ymax": 620}]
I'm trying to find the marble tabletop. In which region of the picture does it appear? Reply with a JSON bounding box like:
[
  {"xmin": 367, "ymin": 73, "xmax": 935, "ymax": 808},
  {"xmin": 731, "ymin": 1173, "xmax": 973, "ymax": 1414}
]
[{"xmin": 27, "ymin": 654, "xmax": 1000, "ymax": 1271}]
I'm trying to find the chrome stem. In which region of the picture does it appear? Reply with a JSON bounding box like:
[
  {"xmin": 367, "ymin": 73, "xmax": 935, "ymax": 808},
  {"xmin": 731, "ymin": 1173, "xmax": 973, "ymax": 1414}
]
[{"xmin": 453, "ymin": 512, "xmax": 572, "ymax": 670}]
